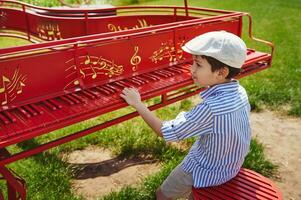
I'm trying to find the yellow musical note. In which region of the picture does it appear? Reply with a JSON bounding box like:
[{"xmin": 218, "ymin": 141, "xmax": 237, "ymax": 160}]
[
  {"xmin": 84, "ymin": 55, "xmax": 91, "ymax": 65},
  {"xmin": 48, "ymin": 30, "xmax": 54, "ymax": 36},
  {"xmin": 130, "ymin": 46, "xmax": 141, "ymax": 71},
  {"xmin": 2, "ymin": 93, "xmax": 7, "ymax": 105},
  {"xmin": 73, "ymin": 80, "xmax": 79, "ymax": 85},
  {"xmin": 92, "ymin": 57, "xmax": 101, "ymax": 65},
  {"xmin": 79, "ymin": 69, "xmax": 86, "ymax": 78},
  {"xmin": 99, "ymin": 61, "xmax": 107, "ymax": 70},
  {"xmin": 91, "ymin": 67, "xmax": 97, "ymax": 79},
  {"xmin": 17, "ymin": 81, "xmax": 25, "ymax": 94},
  {"xmin": 0, "ymin": 76, "xmax": 10, "ymax": 93}
]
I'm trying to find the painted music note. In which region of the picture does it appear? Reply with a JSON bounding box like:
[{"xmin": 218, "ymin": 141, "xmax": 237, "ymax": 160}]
[
  {"xmin": 1, "ymin": 75, "xmax": 9, "ymax": 105},
  {"xmin": 84, "ymin": 55, "xmax": 91, "ymax": 65},
  {"xmin": 79, "ymin": 69, "xmax": 86, "ymax": 78},
  {"xmin": 150, "ymin": 40, "xmax": 185, "ymax": 64},
  {"xmin": 0, "ymin": 76, "xmax": 10, "ymax": 93},
  {"xmin": 2, "ymin": 93, "xmax": 7, "ymax": 105},
  {"xmin": 65, "ymin": 55, "xmax": 125, "ymax": 90},
  {"xmin": 130, "ymin": 46, "xmax": 141, "ymax": 71},
  {"xmin": 17, "ymin": 81, "xmax": 25, "ymax": 94},
  {"xmin": 91, "ymin": 67, "xmax": 97, "ymax": 79}
]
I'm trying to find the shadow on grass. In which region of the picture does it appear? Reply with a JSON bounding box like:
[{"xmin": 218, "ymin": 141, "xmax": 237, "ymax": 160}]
[
  {"xmin": 69, "ymin": 155, "xmax": 158, "ymax": 179},
  {"xmin": 16, "ymin": 139, "xmax": 63, "ymax": 165}
]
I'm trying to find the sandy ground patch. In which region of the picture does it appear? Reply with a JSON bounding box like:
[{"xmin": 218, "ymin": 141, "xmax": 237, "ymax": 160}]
[
  {"xmin": 64, "ymin": 147, "xmax": 161, "ymax": 199},
  {"xmin": 251, "ymin": 111, "xmax": 301, "ymax": 200}
]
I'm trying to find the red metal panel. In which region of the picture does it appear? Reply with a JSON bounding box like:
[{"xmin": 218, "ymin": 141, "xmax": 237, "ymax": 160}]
[
  {"xmin": 175, "ymin": 18, "xmax": 241, "ymax": 44},
  {"xmin": 87, "ymin": 15, "xmax": 191, "ymax": 35},
  {"xmin": 0, "ymin": 8, "xmax": 27, "ymax": 31},
  {"xmin": 0, "ymin": 50, "xmax": 75, "ymax": 111},
  {"xmin": 27, "ymin": 14, "xmax": 86, "ymax": 40}
]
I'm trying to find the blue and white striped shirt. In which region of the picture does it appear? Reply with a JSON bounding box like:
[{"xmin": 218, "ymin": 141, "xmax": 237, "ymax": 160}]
[{"xmin": 161, "ymin": 80, "xmax": 251, "ymax": 188}]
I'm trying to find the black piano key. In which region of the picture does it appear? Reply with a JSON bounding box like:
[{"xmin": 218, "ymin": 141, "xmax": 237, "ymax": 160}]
[
  {"xmin": 23, "ymin": 105, "xmax": 38, "ymax": 116},
  {"xmin": 164, "ymin": 68, "xmax": 178, "ymax": 74},
  {"xmin": 95, "ymin": 86, "xmax": 111, "ymax": 95},
  {"xmin": 112, "ymin": 81, "xmax": 126, "ymax": 89},
  {"xmin": 160, "ymin": 69, "xmax": 174, "ymax": 76},
  {"xmin": 65, "ymin": 94, "xmax": 80, "ymax": 104},
  {"xmin": 140, "ymin": 73, "xmax": 157, "ymax": 81},
  {"xmin": 0, "ymin": 113, "xmax": 10, "ymax": 124},
  {"xmin": 118, "ymin": 80, "xmax": 132, "ymax": 88},
  {"xmin": 132, "ymin": 77, "xmax": 146, "ymax": 84},
  {"xmin": 103, "ymin": 84, "xmax": 118, "ymax": 94},
  {"xmin": 71, "ymin": 93, "xmax": 86, "ymax": 103},
  {"xmin": 152, "ymin": 71, "xmax": 169, "ymax": 78},
  {"xmin": 127, "ymin": 78, "xmax": 142, "ymax": 86},
  {"xmin": 81, "ymin": 90, "xmax": 96, "ymax": 100},
  {"xmin": 60, "ymin": 95, "xmax": 75, "ymax": 105},
  {"xmin": 136, "ymin": 75, "xmax": 150, "ymax": 83},
  {"xmin": 30, "ymin": 104, "xmax": 44, "ymax": 115},
  {"xmin": 148, "ymin": 73, "xmax": 161, "ymax": 80},
  {"xmin": 87, "ymin": 88, "xmax": 102, "ymax": 98},
  {"xmin": 145, "ymin": 73, "xmax": 161, "ymax": 80},
  {"xmin": 48, "ymin": 99, "xmax": 63, "ymax": 109},
  {"xmin": 167, "ymin": 67, "xmax": 184, "ymax": 74},
  {"xmin": 3, "ymin": 110, "xmax": 17, "ymax": 122},
  {"xmin": 120, "ymin": 79, "xmax": 137, "ymax": 88},
  {"xmin": 43, "ymin": 100, "xmax": 57, "ymax": 111},
  {"xmin": 18, "ymin": 107, "xmax": 32, "ymax": 118}
]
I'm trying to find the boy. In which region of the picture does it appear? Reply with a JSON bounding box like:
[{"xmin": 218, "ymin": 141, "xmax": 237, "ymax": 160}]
[{"xmin": 120, "ymin": 31, "xmax": 251, "ymax": 200}]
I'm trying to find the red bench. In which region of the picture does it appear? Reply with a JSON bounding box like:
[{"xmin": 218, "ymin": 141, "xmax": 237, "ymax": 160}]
[{"xmin": 192, "ymin": 168, "xmax": 282, "ymax": 200}]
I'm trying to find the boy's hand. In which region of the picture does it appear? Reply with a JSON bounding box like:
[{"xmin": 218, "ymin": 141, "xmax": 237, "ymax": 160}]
[{"xmin": 120, "ymin": 87, "xmax": 142, "ymax": 108}]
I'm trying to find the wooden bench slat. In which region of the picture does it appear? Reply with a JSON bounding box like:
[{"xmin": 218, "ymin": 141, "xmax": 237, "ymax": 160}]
[
  {"xmin": 237, "ymin": 170, "xmax": 275, "ymax": 188},
  {"xmin": 194, "ymin": 188, "xmax": 232, "ymax": 200},
  {"xmin": 193, "ymin": 189, "xmax": 221, "ymax": 200},
  {"xmin": 234, "ymin": 174, "xmax": 278, "ymax": 197},
  {"xmin": 192, "ymin": 168, "xmax": 282, "ymax": 200},
  {"xmin": 219, "ymin": 183, "xmax": 261, "ymax": 200},
  {"xmin": 209, "ymin": 187, "xmax": 244, "ymax": 200},
  {"xmin": 226, "ymin": 181, "xmax": 275, "ymax": 200}
]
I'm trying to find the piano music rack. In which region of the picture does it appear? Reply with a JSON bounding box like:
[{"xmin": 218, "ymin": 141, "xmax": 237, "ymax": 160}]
[{"xmin": 0, "ymin": 0, "xmax": 274, "ymax": 199}]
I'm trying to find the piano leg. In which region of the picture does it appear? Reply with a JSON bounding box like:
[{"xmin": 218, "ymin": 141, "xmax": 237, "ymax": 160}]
[{"xmin": 0, "ymin": 149, "xmax": 26, "ymax": 200}]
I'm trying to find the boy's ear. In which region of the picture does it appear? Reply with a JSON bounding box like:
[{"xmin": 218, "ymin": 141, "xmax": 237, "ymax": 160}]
[{"xmin": 218, "ymin": 67, "xmax": 229, "ymax": 78}]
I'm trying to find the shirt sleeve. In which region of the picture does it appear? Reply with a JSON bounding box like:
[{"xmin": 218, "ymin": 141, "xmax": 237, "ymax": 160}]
[{"xmin": 161, "ymin": 102, "xmax": 213, "ymax": 141}]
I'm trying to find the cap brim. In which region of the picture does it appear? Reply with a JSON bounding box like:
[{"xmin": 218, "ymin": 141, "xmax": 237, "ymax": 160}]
[{"xmin": 181, "ymin": 45, "xmax": 202, "ymax": 55}]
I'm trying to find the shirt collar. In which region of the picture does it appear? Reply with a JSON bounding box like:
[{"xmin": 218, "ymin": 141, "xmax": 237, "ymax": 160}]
[{"xmin": 200, "ymin": 80, "xmax": 239, "ymax": 100}]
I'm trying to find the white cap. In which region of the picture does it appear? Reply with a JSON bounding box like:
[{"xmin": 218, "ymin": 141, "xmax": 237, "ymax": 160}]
[{"xmin": 182, "ymin": 31, "xmax": 247, "ymax": 69}]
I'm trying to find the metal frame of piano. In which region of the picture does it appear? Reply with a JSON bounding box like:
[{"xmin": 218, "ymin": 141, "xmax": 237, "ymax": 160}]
[{"xmin": 0, "ymin": 0, "xmax": 274, "ymax": 199}]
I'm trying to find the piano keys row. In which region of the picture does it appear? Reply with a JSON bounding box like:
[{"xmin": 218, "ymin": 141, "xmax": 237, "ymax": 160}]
[{"xmin": 0, "ymin": 64, "xmax": 191, "ymax": 139}]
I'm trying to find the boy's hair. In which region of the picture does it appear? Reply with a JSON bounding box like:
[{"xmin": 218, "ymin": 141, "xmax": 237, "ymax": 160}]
[{"xmin": 202, "ymin": 55, "xmax": 241, "ymax": 79}]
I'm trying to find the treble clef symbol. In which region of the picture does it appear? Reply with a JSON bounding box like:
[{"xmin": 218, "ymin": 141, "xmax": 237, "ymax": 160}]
[{"xmin": 130, "ymin": 46, "xmax": 141, "ymax": 71}]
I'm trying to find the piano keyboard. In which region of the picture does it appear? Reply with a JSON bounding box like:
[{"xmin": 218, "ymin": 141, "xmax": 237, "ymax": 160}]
[
  {"xmin": 0, "ymin": 49, "xmax": 271, "ymax": 148},
  {"xmin": 0, "ymin": 63, "xmax": 192, "ymax": 147}
]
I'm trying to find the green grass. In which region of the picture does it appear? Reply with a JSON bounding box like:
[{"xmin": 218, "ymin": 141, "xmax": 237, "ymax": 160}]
[{"xmin": 0, "ymin": 37, "xmax": 30, "ymax": 48}]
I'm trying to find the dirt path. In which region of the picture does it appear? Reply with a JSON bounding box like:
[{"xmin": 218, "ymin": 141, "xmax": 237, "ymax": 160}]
[
  {"xmin": 66, "ymin": 110, "xmax": 301, "ymax": 199},
  {"xmin": 251, "ymin": 111, "xmax": 301, "ymax": 200}
]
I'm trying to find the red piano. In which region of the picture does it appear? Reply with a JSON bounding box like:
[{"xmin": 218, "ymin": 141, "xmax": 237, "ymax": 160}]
[{"xmin": 0, "ymin": 0, "xmax": 274, "ymax": 199}]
